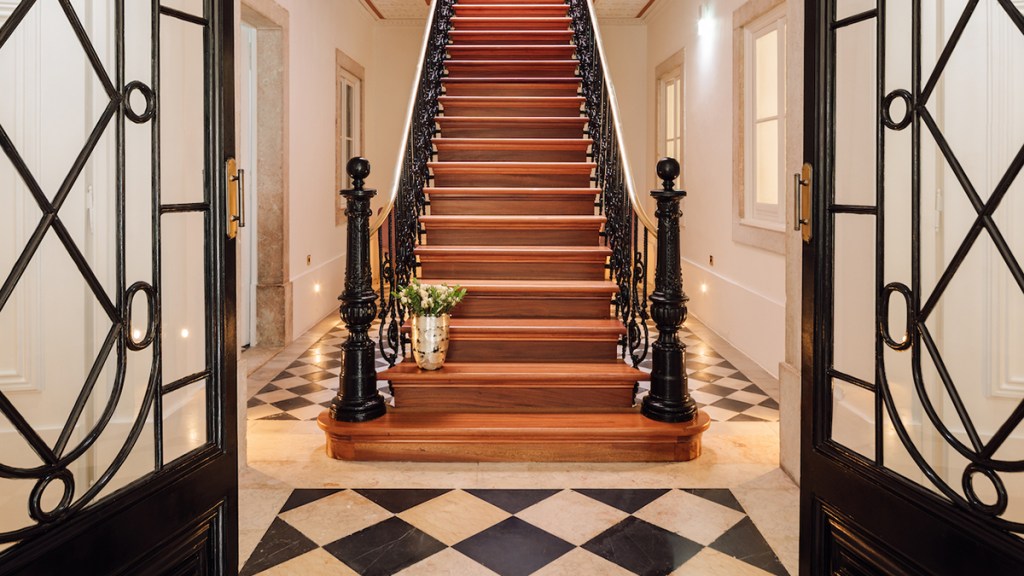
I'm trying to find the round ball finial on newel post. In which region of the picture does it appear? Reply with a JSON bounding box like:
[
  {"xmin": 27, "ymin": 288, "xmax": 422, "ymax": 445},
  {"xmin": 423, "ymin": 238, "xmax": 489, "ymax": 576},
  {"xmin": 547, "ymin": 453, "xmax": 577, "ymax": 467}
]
[
  {"xmin": 642, "ymin": 157, "xmax": 698, "ymax": 423},
  {"xmin": 330, "ymin": 157, "xmax": 387, "ymax": 423}
]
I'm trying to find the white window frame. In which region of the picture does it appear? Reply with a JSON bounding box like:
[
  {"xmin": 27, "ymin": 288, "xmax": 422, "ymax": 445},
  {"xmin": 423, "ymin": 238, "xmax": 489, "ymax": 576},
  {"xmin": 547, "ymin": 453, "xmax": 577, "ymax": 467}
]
[
  {"xmin": 742, "ymin": 6, "xmax": 787, "ymax": 231},
  {"xmin": 655, "ymin": 50, "xmax": 685, "ymax": 225},
  {"xmin": 335, "ymin": 50, "xmax": 365, "ymax": 225}
]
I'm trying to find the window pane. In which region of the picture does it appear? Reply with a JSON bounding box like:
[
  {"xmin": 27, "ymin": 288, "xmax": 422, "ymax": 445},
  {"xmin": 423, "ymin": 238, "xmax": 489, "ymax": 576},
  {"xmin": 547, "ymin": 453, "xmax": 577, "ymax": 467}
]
[
  {"xmin": 756, "ymin": 119, "xmax": 779, "ymax": 205},
  {"xmin": 755, "ymin": 29, "xmax": 779, "ymax": 119},
  {"xmin": 345, "ymin": 83, "xmax": 353, "ymax": 139},
  {"xmin": 666, "ymin": 81, "xmax": 676, "ymax": 140}
]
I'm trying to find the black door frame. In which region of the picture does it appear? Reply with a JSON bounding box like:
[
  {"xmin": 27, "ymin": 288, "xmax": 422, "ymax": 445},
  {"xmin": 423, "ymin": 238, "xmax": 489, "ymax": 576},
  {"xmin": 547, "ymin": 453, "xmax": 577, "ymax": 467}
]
[
  {"xmin": 800, "ymin": 1, "xmax": 1024, "ymax": 574},
  {"xmin": 0, "ymin": 0, "xmax": 237, "ymax": 572}
]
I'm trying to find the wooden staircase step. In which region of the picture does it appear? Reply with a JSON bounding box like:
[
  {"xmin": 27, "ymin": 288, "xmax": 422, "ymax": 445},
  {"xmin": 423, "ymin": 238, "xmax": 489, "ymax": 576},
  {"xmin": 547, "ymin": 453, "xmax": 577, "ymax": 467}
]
[
  {"xmin": 433, "ymin": 137, "xmax": 590, "ymax": 161},
  {"xmin": 429, "ymin": 159, "xmax": 594, "ymax": 187},
  {"xmin": 402, "ymin": 318, "xmax": 624, "ymax": 363},
  {"xmin": 453, "ymin": 4, "xmax": 570, "ymax": 18},
  {"xmin": 318, "ymin": 410, "xmax": 712, "ymax": 462},
  {"xmin": 451, "ymin": 17, "xmax": 573, "ymax": 30},
  {"xmin": 448, "ymin": 30, "xmax": 575, "ymax": 46},
  {"xmin": 458, "ymin": 0, "xmax": 572, "ymax": 5},
  {"xmin": 435, "ymin": 116, "xmax": 587, "ymax": 139},
  {"xmin": 442, "ymin": 77, "xmax": 580, "ymax": 97},
  {"xmin": 420, "ymin": 214, "xmax": 604, "ymax": 246},
  {"xmin": 445, "ymin": 60, "xmax": 578, "ymax": 79},
  {"xmin": 381, "ymin": 362, "xmax": 643, "ymax": 411},
  {"xmin": 425, "ymin": 186, "xmax": 598, "ymax": 215},
  {"xmin": 417, "ymin": 245, "xmax": 608, "ymax": 280},
  {"xmin": 416, "ymin": 278, "xmax": 617, "ymax": 318},
  {"xmin": 446, "ymin": 45, "xmax": 577, "ymax": 61},
  {"xmin": 439, "ymin": 96, "xmax": 584, "ymax": 118}
]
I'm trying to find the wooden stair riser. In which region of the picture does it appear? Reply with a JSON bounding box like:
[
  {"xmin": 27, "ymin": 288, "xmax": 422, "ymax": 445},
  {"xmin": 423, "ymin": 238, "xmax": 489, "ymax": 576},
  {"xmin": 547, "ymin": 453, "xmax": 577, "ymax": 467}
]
[
  {"xmin": 436, "ymin": 147, "xmax": 587, "ymax": 162},
  {"xmin": 455, "ymin": 293, "xmax": 613, "ymax": 318},
  {"xmin": 425, "ymin": 228, "xmax": 598, "ymax": 246},
  {"xmin": 437, "ymin": 123, "xmax": 586, "ymax": 139},
  {"xmin": 318, "ymin": 411, "xmax": 711, "ymax": 463},
  {"xmin": 394, "ymin": 386, "xmax": 633, "ymax": 411},
  {"xmin": 418, "ymin": 259, "xmax": 607, "ymax": 281},
  {"xmin": 446, "ymin": 46, "xmax": 577, "ymax": 61},
  {"xmin": 448, "ymin": 31, "xmax": 575, "ymax": 46},
  {"xmin": 453, "ymin": 5, "xmax": 570, "ymax": 18},
  {"xmin": 440, "ymin": 101, "xmax": 584, "ymax": 119},
  {"xmin": 433, "ymin": 138, "xmax": 591, "ymax": 161},
  {"xmin": 428, "ymin": 194, "xmax": 596, "ymax": 215},
  {"xmin": 432, "ymin": 172, "xmax": 591, "ymax": 187},
  {"xmin": 446, "ymin": 338, "xmax": 619, "ymax": 363},
  {"xmin": 442, "ymin": 79, "xmax": 580, "ymax": 97},
  {"xmin": 451, "ymin": 17, "xmax": 573, "ymax": 30},
  {"xmin": 446, "ymin": 61, "xmax": 578, "ymax": 78}
]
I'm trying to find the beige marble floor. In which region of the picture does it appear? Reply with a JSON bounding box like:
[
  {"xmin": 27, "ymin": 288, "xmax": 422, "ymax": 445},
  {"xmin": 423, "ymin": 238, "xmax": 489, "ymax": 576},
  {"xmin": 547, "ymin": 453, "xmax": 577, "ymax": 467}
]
[{"xmin": 239, "ymin": 315, "xmax": 800, "ymax": 575}]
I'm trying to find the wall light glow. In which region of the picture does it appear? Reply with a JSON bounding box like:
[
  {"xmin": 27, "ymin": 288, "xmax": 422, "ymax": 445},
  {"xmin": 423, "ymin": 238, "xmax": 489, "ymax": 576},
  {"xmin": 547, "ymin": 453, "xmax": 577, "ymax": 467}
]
[
  {"xmin": 314, "ymin": 282, "xmax": 322, "ymax": 293},
  {"xmin": 701, "ymin": 282, "xmax": 709, "ymax": 294},
  {"xmin": 697, "ymin": 4, "xmax": 712, "ymax": 37},
  {"xmin": 132, "ymin": 329, "xmax": 142, "ymax": 340},
  {"xmin": 181, "ymin": 328, "xmax": 190, "ymax": 339}
]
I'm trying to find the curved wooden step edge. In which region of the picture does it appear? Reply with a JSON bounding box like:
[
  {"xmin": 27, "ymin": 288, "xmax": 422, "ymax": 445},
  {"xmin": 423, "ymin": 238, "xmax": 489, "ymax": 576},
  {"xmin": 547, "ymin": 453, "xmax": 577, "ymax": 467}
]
[
  {"xmin": 432, "ymin": 138, "xmax": 592, "ymax": 151},
  {"xmin": 416, "ymin": 278, "xmax": 619, "ymax": 295},
  {"xmin": 399, "ymin": 318, "xmax": 627, "ymax": 339},
  {"xmin": 317, "ymin": 410, "xmax": 712, "ymax": 462},
  {"xmin": 380, "ymin": 361, "xmax": 644, "ymax": 384},
  {"xmin": 415, "ymin": 245, "xmax": 611, "ymax": 261},
  {"xmin": 424, "ymin": 187, "xmax": 598, "ymax": 196}
]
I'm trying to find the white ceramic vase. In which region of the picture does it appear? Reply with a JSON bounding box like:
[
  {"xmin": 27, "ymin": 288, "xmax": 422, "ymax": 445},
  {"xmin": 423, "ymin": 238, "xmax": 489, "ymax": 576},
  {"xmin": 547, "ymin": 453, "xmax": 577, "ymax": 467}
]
[{"xmin": 412, "ymin": 314, "xmax": 450, "ymax": 370}]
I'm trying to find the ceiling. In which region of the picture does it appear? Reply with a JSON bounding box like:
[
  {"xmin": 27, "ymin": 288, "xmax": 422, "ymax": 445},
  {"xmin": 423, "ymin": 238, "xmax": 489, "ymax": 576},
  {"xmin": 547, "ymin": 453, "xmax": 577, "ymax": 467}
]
[{"xmin": 360, "ymin": 0, "xmax": 659, "ymax": 20}]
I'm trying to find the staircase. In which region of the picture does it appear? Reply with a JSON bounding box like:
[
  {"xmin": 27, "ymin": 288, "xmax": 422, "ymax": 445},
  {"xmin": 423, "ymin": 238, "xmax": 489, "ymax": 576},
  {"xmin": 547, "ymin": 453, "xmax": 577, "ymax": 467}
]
[{"xmin": 319, "ymin": 0, "xmax": 709, "ymax": 462}]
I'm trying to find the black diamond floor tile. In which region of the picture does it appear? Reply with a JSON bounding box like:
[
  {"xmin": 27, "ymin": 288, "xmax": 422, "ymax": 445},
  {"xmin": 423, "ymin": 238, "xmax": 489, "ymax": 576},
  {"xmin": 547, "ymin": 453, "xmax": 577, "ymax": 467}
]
[
  {"xmin": 760, "ymin": 397, "xmax": 780, "ymax": 409},
  {"xmin": 729, "ymin": 413, "xmax": 768, "ymax": 422},
  {"xmin": 709, "ymin": 516, "xmax": 788, "ymax": 576},
  {"xmin": 465, "ymin": 489, "xmax": 561, "ymax": 514},
  {"xmin": 684, "ymin": 488, "xmax": 745, "ymax": 513},
  {"xmin": 573, "ymin": 488, "xmax": 670, "ymax": 514},
  {"xmin": 454, "ymin": 517, "xmax": 574, "ymax": 576},
  {"xmin": 258, "ymin": 383, "xmax": 279, "ymax": 394},
  {"xmin": 583, "ymin": 516, "xmax": 703, "ymax": 576},
  {"xmin": 271, "ymin": 396, "xmax": 315, "ymax": 411},
  {"xmin": 261, "ymin": 412, "xmax": 299, "ymax": 421},
  {"xmin": 712, "ymin": 397, "xmax": 756, "ymax": 412},
  {"xmin": 287, "ymin": 382, "xmax": 326, "ymax": 395},
  {"xmin": 239, "ymin": 518, "xmax": 318, "ymax": 576},
  {"xmin": 696, "ymin": 383, "xmax": 741, "ymax": 397},
  {"xmin": 323, "ymin": 517, "xmax": 446, "ymax": 576},
  {"xmin": 279, "ymin": 488, "xmax": 343, "ymax": 514},
  {"xmin": 354, "ymin": 489, "xmax": 452, "ymax": 514},
  {"xmin": 305, "ymin": 370, "xmax": 337, "ymax": 383}
]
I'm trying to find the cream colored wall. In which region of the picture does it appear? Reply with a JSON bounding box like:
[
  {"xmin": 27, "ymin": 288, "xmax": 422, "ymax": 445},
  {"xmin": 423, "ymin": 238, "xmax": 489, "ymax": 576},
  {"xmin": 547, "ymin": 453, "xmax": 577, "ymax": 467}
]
[
  {"xmin": 598, "ymin": 22, "xmax": 653, "ymax": 218},
  {"xmin": 635, "ymin": 0, "xmax": 786, "ymax": 377},
  {"xmin": 233, "ymin": 1, "xmax": 421, "ymax": 339}
]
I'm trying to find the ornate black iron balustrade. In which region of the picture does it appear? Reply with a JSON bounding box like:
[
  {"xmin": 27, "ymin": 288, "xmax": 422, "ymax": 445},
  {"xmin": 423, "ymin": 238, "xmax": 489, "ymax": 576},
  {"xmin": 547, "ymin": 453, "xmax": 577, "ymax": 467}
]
[
  {"xmin": 376, "ymin": 0, "xmax": 454, "ymax": 366},
  {"xmin": 568, "ymin": 0, "xmax": 651, "ymax": 367}
]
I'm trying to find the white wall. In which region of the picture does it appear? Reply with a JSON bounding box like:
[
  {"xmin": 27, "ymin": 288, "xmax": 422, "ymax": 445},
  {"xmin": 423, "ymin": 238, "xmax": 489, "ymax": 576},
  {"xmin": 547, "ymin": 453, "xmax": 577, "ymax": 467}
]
[
  {"xmin": 237, "ymin": 1, "xmax": 422, "ymax": 338},
  {"xmin": 605, "ymin": 0, "xmax": 787, "ymax": 376}
]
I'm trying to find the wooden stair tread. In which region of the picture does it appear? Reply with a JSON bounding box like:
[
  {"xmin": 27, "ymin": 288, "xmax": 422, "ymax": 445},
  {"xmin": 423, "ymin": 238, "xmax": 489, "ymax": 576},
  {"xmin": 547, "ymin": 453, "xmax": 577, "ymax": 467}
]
[
  {"xmin": 439, "ymin": 96, "xmax": 585, "ymax": 106},
  {"xmin": 453, "ymin": 5, "xmax": 570, "ymax": 17},
  {"xmin": 435, "ymin": 116, "xmax": 587, "ymax": 124},
  {"xmin": 417, "ymin": 278, "xmax": 618, "ymax": 293},
  {"xmin": 322, "ymin": 410, "xmax": 710, "ymax": 436},
  {"xmin": 428, "ymin": 161, "xmax": 595, "ymax": 174},
  {"xmin": 420, "ymin": 215, "xmax": 604, "ymax": 229},
  {"xmin": 380, "ymin": 362, "xmax": 644, "ymax": 384},
  {"xmin": 416, "ymin": 245, "xmax": 610, "ymax": 259},
  {"xmin": 404, "ymin": 317, "xmax": 624, "ymax": 331},
  {"xmin": 424, "ymin": 186, "xmax": 597, "ymax": 196},
  {"xmin": 447, "ymin": 30, "xmax": 575, "ymax": 44},
  {"xmin": 318, "ymin": 410, "xmax": 711, "ymax": 462},
  {"xmin": 446, "ymin": 46, "xmax": 577, "ymax": 59},
  {"xmin": 432, "ymin": 138, "xmax": 590, "ymax": 151},
  {"xmin": 451, "ymin": 17, "xmax": 573, "ymax": 30},
  {"xmin": 442, "ymin": 77, "xmax": 579, "ymax": 84}
]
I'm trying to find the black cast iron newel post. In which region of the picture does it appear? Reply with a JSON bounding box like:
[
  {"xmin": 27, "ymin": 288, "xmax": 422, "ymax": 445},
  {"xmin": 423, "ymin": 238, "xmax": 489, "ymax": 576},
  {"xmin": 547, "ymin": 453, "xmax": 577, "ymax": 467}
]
[
  {"xmin": 331, "ymin": 157, "xmax": 387, "ymax": 422},
  {"xmin": 642, "ymin": 158, "xmax": 698, "ymax": 423}
]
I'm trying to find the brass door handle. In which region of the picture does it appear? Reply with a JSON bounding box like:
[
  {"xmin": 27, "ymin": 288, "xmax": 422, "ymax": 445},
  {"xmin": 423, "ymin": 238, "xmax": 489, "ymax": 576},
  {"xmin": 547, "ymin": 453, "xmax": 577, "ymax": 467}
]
[{"xmin": 794, "ymin": 163, "xmax": 812, "ymax": 242}]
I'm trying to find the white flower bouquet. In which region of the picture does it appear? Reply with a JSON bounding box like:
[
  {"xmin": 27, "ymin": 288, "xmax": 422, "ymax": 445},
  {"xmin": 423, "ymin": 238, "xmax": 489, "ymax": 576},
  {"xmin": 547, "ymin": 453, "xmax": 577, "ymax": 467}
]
[{"xmin": 395, "ymin": 278, "xmax": 467, "ymax": 317}]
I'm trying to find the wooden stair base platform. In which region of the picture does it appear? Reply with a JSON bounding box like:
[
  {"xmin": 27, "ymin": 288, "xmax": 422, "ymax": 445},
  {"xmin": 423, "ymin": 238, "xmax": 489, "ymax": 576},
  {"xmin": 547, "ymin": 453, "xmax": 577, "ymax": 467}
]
[
  {"xmin": 318, "ymin": 410, "xmax": 711, "ymax": 462},
  {"xmin": 381, "ymin": 361, "xmax": 643, "ymax": 410}
]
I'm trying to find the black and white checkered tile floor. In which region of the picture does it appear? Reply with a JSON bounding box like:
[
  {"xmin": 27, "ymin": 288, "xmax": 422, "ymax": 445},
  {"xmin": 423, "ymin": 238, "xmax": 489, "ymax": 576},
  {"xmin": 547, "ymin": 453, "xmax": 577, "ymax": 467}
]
[
  {"xmin": 241, "ymin": 487, "xmax": 788, "ymax": 576},
  {"xmin": 247, "ymin": 322, "xmax": 779, "ymax": 423}
]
